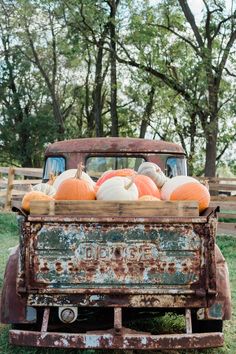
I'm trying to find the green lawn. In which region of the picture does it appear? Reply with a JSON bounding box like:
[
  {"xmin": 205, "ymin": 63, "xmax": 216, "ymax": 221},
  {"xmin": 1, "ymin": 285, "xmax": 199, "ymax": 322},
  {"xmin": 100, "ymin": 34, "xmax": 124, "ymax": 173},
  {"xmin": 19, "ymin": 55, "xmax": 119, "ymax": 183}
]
[
  {"xmin": 0, "ymin": 212, "xmax": 19, "ymax": 288},
  {"xmin": 0, "ymin": 212, "xmax": 236, "ymax": 353}
]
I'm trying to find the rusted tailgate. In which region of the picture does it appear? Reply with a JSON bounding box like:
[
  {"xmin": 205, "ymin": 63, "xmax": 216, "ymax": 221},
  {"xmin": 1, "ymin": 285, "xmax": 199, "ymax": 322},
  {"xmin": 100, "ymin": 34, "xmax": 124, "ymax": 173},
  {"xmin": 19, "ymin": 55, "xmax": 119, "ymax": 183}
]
[{"xmin": 21, "ymin": 214, "xmax": 216, "ymax": 305}]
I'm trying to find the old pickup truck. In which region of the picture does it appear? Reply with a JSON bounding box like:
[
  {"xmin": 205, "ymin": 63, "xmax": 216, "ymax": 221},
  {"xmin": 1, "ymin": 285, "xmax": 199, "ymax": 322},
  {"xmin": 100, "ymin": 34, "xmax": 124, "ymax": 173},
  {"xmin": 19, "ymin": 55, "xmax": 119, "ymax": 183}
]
[{"xmin": 0, "ymin": 137, "xmax": 231, "ymax": 350}]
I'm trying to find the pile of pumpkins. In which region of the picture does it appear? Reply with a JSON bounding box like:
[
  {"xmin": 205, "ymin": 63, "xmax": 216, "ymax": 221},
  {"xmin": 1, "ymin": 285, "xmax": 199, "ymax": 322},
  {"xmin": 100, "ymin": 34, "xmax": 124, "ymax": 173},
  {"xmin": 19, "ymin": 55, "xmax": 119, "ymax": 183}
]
[{"xmin": 21, "ymin": 162, "xmax": 210, "ymax": 213}]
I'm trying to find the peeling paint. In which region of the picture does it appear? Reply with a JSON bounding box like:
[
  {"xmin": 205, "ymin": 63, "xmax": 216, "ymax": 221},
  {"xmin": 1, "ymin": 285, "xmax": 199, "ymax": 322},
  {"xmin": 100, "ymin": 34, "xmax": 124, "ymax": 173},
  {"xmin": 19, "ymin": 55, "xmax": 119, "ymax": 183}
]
[
  {"xmin": 9, "ymin": 329, "xmax": 224, "ymax": 349},
  {"xmin": 28, "ymin": 223, "xmax": 203, "ymax": 289}
]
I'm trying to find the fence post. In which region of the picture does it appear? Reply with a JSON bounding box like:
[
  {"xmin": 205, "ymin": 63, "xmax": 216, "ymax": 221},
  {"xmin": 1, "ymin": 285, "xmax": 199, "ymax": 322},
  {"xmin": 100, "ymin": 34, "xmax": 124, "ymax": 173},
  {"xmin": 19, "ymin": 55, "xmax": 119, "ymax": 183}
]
[{"xmin": 4, "ymin": 167, "xmax": 15, "ymax": 210}]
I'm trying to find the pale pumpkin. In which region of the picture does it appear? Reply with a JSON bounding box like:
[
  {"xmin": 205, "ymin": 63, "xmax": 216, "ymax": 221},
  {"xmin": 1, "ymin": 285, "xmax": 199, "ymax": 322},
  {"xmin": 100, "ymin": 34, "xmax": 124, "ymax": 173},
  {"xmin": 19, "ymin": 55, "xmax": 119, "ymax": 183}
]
[
  {"xmin": 161, "ymin": 176, "xmax": 210, "ymax": 213},
  {"xmin": 53, "ymin": 168, "xmax": 95, "ymax": 190},
  {"xmin": 22, "ymin": 191, "xmax": 54, "ymax": 213},
  {"xmin": 96, "ymin": 176, "xmax": 138, "ymax": 201},
  {"xmin": 32, "ymin": 183, "xmax": 56, "ymax": 196},
  {"xmin": 134, "ymin": 175, "xmax": 161, "ymax": 198},
  {"xmin": 138, "ymin": 162, "xmax": 168, "ymax": 188},
  {"xmin": 55, "ymin": 165, "xmax": 96, "ymax": 200}
]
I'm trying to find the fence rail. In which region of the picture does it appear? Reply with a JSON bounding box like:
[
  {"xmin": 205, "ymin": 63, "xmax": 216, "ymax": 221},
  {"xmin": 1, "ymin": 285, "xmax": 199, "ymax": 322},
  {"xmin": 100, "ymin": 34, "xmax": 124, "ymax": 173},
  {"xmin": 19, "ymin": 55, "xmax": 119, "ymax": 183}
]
[
  {"xmin": 1, "ymin": 167, "xmax": 236, "ymax": 235},
  {"xmin": 0, "ymin": 167, "xmax": 43, "ymax": 210}
]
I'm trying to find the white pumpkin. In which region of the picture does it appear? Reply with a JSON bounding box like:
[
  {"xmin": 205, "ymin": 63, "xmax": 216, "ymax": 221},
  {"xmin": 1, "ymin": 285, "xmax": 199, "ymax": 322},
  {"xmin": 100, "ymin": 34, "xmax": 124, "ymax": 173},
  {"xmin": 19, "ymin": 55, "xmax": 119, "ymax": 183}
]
[
  {"xmin": 160, "ymin": 175, "xmax": 201, "ymax": 200},
  {"xmin": 53, "ymin": 168, "xmax": 95, "ymax": 190},
  {"xmin": 32, "ymin": 183, "xmax": 56, "ymax": 196},
  {"xmin": 96, "ymin": 176, "xmax": 139, "ymax": 201},
  {"xmin": 138, "ymin": 162, "xmax": 169, "ymax": 188}
]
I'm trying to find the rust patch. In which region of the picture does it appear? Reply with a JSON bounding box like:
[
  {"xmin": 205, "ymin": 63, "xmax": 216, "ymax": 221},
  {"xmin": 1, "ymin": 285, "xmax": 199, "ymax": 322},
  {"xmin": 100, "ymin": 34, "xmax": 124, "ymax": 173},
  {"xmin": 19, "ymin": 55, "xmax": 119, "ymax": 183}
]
[
  {"xmin": 9, "ymin": 329, "xmax": 224, "ymax": 349},
  {"xmin": 45, "ymin": 137, "xmax": 185, "ymax": 155},
  {"xmin": 27, "ymin": 223, "xmax": 204, "ymax": 290}
]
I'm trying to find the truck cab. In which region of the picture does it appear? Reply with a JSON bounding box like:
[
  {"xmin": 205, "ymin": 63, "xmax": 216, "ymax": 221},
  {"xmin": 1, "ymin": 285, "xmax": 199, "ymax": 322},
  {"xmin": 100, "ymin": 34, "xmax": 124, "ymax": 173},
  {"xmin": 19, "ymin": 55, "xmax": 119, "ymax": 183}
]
[
  {"xmin": 42, "ymin": 137, "xmax": 187, "ymax": 181},
  {"xmin": 0, "ymin": 137, "xmax": 231, "ymax": 351}
]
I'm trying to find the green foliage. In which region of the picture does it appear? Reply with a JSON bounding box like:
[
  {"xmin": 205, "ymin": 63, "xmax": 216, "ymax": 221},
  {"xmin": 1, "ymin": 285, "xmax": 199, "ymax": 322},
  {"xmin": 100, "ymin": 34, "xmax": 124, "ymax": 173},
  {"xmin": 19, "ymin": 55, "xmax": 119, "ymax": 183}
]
[{"xmin": 0, "ymin": 0, "xmax": 235, "ymax": 174}]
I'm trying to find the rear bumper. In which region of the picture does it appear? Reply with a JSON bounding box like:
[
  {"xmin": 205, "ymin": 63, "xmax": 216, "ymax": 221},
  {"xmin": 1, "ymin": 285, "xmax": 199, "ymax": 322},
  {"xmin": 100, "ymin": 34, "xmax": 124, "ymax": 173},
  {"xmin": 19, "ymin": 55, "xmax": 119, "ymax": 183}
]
[{"xmin": 9, "ymin": 329, "xmax": 224, "ymax": 350}]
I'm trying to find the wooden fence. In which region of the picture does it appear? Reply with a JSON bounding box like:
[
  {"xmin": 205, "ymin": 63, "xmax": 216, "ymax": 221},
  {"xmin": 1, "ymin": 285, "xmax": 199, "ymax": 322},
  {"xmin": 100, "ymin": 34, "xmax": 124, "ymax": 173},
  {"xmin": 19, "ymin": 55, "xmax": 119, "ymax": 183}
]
[
  {"xmin": 0, "ymin": 167, "xmax": 236, "ymax": 235},
  {"xmin": 0, "ymin": 167, "xmax": 43, "ymax": 210},
  {"xmin": 206, "ymin": 177, "xmax": 236, "ymax": 235}
]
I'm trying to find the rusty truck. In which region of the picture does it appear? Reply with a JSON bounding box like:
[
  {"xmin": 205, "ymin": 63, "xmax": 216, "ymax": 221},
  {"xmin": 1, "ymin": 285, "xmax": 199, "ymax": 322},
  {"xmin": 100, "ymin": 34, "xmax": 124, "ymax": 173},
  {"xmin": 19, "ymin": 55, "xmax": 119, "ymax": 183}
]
[{"xmin": 0, "ymin": 137, "xmax": 232, "ymax": 350}]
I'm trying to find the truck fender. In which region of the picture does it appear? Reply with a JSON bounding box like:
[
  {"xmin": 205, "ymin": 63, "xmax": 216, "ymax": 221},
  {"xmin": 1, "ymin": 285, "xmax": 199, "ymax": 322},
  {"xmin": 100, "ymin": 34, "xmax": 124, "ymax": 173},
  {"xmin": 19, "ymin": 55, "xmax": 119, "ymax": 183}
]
[
  {"xmin": 215, "ymin": 244, "xmax": 232, "ymax": 320},
  {"xmin": 0, "ymin": 246, "xmax": 28, "ymax": 324}
]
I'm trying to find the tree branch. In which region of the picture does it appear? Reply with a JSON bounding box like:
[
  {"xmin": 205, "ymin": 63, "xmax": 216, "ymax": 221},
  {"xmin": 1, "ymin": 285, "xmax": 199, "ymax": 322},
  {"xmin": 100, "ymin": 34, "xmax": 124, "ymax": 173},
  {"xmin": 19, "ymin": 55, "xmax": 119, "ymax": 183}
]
[
  {"xmin": 218, "ymin": 93, "xmax": 235, "ymax": 111},
  {"xmin": 217, "ymin": 29, "xmax": 236, "ymax": 83},
  {"xmin": 152, "ymin": 23, "xmax": 200, "ymax": 55},
  {"xmin": 216, "ymin": 132, "xmax": 236, "ymax": 161},
  {"xmin": 212, "ymin": 12, "xmax": 236, "ymax": 40},
  {"xmin": 178, "ymin": 0, "xmax": 204, "ymax": 48},
  {"xmin": 224, "ymin": 67, "xmax": 236, "ymax": 77},
  {"xmin": 115, "ymin": 45, "xmax": 192, "ymax": 102},
  {"xmin": 48, "ymin": 7, "xmax": 57, "ymax": 89}
]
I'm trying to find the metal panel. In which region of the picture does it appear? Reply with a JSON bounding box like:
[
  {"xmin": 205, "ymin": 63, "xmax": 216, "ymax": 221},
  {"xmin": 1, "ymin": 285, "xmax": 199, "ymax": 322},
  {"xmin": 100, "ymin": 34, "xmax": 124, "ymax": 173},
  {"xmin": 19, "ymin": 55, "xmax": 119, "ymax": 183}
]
[
  {"xmin": 27, "ymin": 293, "xmax": 207, "ymax": 308},
  {"xmin": 9, "ymin": 329, "xmax": 224, "ymax": 349},
  {"xmin": 45, "ymin": 137, "xmax": 185, "ymax": 155},
  {"xmin": 28, "ymin": 223, "xmax": 203, "ymax": 290}
]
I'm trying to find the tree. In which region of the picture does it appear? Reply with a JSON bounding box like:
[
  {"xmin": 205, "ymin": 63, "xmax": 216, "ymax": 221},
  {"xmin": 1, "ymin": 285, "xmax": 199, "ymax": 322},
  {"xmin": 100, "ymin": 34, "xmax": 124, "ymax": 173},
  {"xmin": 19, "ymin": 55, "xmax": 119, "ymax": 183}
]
[
  {"xmin": 1, "ymin": 0, "xmax": 235, "ymax": 174},
  {"xmin": 61, "ymin": 0, "xmax": 112, "ymax": 136},
  {"xmin": 0, "ymin": 1, "xmax": 58, "ymax": 166},
  {"xmin": 16, "ymin": 1, "xmax": 70, "ymax": 140},
  {"xmin": 115, "ymin": 0, "xmax": 236, "ymax": 176}
]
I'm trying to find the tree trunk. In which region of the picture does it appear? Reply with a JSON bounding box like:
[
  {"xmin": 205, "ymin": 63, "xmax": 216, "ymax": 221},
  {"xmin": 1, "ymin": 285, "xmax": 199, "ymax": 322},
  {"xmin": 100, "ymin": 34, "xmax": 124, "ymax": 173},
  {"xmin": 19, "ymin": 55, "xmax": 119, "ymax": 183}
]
[
  {"xmin": 204, "ymin": 70, "xmax": 219, "ymax": 177},
  {"xmin": 85, "ymin": 55, "xmax": 95, "ymax": 136},
  {"xmin": 204, "ymin": 121, "xmax": 218, "ymax": 177},
  {"xmin": 93, "ymin": 40, "xmax": 105, "ymax": 137},
  {"xmin": 187, "ymin": 113, "xmax": 197, "ymax": 176},
  {"xmin": 110, "ymin": 0, "xmax": 119, "ymax": 137},
  {"xmin": 139, "ymin": 86, "xmax": 155, "ymax": 138},
  {"xmin": 52, "ymin": 93, "xmax": 65, "ymax": 140}
]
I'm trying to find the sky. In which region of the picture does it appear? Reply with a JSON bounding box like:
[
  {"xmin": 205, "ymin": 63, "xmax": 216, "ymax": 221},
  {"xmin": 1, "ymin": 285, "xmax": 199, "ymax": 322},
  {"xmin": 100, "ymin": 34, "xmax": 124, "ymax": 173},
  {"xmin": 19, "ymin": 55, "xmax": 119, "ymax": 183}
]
[
  {"xmin": 185, "ymin": 0, "xmax": 234, "ymax": 22},
  {"xmin": 149, "ymin": 0, "xmax": 234, "ymax": 21}
]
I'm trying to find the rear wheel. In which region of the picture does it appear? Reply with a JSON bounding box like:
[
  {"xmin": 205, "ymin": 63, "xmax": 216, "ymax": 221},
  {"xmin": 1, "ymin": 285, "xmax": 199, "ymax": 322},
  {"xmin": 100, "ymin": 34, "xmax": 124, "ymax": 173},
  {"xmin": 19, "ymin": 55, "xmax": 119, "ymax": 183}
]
[{"xmin": 191, "ymin": 311, "xmax": 223, "ymax": 333}]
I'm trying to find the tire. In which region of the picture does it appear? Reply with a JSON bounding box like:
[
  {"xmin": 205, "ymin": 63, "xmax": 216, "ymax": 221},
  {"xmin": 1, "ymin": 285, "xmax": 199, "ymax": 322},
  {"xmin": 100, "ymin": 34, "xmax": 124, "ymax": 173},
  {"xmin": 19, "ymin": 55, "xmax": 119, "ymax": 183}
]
[{"xmin": 191, "ymin": 311, "xmax": 223, "ymax": 333}]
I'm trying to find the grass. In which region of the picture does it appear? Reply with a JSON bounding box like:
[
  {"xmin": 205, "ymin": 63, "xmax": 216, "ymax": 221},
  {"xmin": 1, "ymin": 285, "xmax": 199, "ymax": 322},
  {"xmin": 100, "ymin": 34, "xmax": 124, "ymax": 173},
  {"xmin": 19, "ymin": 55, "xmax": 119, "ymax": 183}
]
[
  {"xmin": 0, "ymin": 212, "xmax": 19, "ymax": 288},
  {"xmin": 0, "ymin": 212, "xmax": 236, "ymax": 353}
]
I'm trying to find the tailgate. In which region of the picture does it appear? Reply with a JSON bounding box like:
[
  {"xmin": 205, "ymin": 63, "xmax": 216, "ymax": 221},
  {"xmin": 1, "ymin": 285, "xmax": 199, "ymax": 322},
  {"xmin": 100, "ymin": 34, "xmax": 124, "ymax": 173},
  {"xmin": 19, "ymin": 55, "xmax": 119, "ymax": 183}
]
[{"xmin": 27, "ymin": 220, "xmax": 208, "ymax": 292}]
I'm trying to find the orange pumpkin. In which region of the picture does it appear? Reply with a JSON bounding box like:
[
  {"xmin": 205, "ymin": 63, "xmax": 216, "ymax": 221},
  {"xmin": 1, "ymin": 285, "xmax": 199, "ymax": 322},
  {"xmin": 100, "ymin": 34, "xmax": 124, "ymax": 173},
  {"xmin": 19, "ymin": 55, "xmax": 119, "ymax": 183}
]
[
  {"xmin": 22, "ymin": 191, "xmax": 54, "ymax": 213},
  {"xmin": 96, "ymin": 168, "xmax": 135, "ymax": 187},
  {"xmin": 170, "ymin": 182, "xmax": 210, "ymax": 213},
  {"xmin": 161, "ymin": 176, "xmax": 210, "ymax": 213},
  {"xmin": 55, "ymin": 164, "xmax": 96, "ymax": 200},
  {"xmin": 134, "ymin": 175, "xmax": 161, "ymax": 198}
]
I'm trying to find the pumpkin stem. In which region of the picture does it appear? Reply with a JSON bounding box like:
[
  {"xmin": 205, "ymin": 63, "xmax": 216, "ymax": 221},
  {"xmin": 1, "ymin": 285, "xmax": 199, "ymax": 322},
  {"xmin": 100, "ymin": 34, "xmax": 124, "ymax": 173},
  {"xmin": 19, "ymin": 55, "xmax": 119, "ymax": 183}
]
[
  {"xmin": 125, "ymin": 175, "xmax": 135, "ymax": 190},
  {"xmin": 75, "ymin": 163, "xmax": 84, "ymax": 179},
  {"xmin": 48, "ymin": 172, "xmax": 55, "ymax": 185}
]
